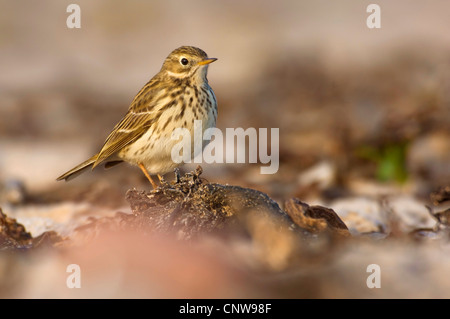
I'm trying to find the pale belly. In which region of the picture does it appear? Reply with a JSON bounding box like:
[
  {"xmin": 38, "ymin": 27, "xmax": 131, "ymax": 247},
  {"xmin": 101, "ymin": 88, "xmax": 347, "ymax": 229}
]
[{"xmin": 118, "ymin": 103, "xmax": 216, "ymax": 175}]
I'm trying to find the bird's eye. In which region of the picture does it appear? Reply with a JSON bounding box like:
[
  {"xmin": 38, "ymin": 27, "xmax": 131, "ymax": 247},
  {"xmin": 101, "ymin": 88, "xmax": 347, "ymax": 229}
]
[{"xmin": 180, "ymin": 58, "xmax": 189, "ymax": 66}]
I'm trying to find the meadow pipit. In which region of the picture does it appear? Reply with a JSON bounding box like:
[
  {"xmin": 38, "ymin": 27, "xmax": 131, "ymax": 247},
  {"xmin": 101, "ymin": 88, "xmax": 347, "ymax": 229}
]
[{"xmin": 57, "ymin": 46, "xmax": 217, "ymax": 188}]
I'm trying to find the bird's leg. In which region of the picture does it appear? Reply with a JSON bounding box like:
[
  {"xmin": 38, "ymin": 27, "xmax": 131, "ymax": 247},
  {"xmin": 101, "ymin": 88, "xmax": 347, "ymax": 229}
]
[
  {"xmin": 157, "ymin": 174, "xmax": 171, "ymax": 187},
  {"xmin": 138, "ymin": 163, "xmax": 158, "ymax": 189}
]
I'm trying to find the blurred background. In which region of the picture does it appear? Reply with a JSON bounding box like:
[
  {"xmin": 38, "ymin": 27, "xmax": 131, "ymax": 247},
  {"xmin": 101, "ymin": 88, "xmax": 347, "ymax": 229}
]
[
  {"xmin": 1, "ymin": 0, "xmax": 449, "ymax": 208},
  {"xmin": 0, "ymin": 0, "xmax": 450, "ymax": 299}
]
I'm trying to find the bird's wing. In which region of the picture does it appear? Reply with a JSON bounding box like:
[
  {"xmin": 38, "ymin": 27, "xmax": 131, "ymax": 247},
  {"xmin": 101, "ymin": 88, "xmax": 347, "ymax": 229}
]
[{"xmin": 92, "ymin": 79, "xmax": 164, "ymax": 168}]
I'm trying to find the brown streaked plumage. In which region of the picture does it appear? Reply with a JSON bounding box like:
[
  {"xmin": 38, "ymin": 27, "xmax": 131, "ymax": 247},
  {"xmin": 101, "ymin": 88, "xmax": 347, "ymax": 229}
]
[{"xmin": 56, "ymin": 46, "xmax": 217, "ymax": 188}]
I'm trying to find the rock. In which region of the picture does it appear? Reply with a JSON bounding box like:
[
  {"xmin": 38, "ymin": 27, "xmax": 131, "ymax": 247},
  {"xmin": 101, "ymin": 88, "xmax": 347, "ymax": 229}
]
[
  {"xmin": 0, "ymin": 207, "xmax": 32, "ymax": 250},
  {"xmin": 330, "ymin": 195, "xmax": 439, "ymax": 235},
  {"xmin": 284, "ymin": 198, "xmax": 350, "ymax": 236},
  {"xmin": 433, "ymin": 208, "xmax": 450, "ymax": 227},
  {"xmin": 124, "ymin": 166, "xmax": 300, "ymax": 240},
  {"xmin": 0, "ymin": 207, "xmax": 62, "ymax": 250},
  {"xmin": 387, "ymin": 196, "xmax": 437, "ymax": 232},
  {"xmin": 331, "ymin": 198, "xmax": 384, "ymax": 234},
  {"xmin": 297, "ymin": 160, "xmax": 336, "ymax": 189},
  {"xmin": 431, "ymin": 186, "xmax": 450, "ymax": 205},
  {"xmin": 430, "ymin": 186, "xmax": 450, "ymax": 227}
]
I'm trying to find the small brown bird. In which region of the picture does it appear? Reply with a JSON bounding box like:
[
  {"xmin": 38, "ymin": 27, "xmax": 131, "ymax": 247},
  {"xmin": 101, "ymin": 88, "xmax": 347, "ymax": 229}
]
[{"xmin": 56, "ymin": 46, "xmax": 217, "ymax": 188}]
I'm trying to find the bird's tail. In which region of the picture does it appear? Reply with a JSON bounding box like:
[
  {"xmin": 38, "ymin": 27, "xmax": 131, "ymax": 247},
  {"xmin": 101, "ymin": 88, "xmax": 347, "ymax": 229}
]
[{"xmin": 56, "ymin": 154, "xmax": 98, "ymax": 182}]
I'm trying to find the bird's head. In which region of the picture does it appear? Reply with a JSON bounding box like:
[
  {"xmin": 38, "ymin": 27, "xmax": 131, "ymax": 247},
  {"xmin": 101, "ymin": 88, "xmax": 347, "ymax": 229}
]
[{"xmin": 161, "ymin": 46, "xmax": 217, "ymax": 83}]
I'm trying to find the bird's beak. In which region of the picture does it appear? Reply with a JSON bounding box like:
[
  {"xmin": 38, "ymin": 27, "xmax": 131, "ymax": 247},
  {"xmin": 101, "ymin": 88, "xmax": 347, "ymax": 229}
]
[{"xmin": 197, "ymin": 58, "xmax": 217, "ymax": 66}]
